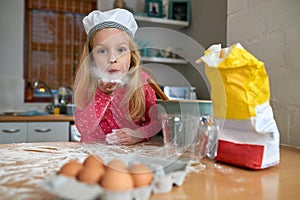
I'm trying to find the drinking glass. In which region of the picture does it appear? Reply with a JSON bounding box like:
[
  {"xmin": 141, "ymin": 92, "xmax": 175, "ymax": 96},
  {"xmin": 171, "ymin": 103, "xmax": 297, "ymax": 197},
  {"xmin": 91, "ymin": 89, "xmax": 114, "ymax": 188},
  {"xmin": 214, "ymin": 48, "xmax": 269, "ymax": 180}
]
[
  {"xmin": 160, "ymin": 113, "xmax": 219, "ymax": 171},
  {"xmin": 160, "ymin": 113, "xmax": 205, "ymax": 170}
]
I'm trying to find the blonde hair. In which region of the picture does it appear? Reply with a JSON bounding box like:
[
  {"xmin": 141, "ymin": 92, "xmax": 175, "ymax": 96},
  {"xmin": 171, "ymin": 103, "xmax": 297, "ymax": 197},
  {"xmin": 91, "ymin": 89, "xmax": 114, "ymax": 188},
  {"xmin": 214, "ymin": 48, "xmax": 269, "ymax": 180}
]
[{"xmin": 73, "ymin": 30, "xmax": 146, "ymax": 121}]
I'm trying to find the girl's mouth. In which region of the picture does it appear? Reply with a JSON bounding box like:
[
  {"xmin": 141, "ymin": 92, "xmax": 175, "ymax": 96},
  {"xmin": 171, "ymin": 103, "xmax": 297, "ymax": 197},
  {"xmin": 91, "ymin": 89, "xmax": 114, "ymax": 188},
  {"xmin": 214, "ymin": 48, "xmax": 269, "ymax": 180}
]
[{"xmin": 108, "ymin": 69, "xmax": 119, "ymax": 73}]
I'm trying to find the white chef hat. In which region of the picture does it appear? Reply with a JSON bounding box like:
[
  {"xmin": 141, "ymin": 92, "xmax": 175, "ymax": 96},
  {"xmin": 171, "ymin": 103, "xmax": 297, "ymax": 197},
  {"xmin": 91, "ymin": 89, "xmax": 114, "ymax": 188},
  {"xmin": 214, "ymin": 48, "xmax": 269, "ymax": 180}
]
[{"xmin": 83, "ymin": 9, "xmax": 138, "ymax": 39}]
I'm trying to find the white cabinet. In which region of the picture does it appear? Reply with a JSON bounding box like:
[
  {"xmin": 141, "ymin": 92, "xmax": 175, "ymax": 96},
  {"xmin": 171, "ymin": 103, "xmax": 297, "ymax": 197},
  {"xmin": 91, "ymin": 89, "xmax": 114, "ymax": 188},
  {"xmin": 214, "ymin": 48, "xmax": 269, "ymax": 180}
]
[
  {"xmin": 0, "ymin": 122, "xmax": 27, "ymax": 143},
  {"xmin": 0, "ymin": 122, "xmax": 69, "ymax": 144},
  {"xmin": 27, "ymin": 122, "xmax": 69, "ymax": 142},
  {"xmin": 135, "ymin": 15, "xmax": 190, "ymax": 65}
]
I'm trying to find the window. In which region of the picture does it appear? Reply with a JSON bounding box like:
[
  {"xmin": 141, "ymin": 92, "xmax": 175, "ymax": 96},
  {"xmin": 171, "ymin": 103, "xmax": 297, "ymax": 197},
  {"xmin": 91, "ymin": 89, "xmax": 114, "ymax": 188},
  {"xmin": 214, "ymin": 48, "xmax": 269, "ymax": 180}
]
[{"xmin": 24, "ymin": 0, "xmax": 97, "ymax": 102}]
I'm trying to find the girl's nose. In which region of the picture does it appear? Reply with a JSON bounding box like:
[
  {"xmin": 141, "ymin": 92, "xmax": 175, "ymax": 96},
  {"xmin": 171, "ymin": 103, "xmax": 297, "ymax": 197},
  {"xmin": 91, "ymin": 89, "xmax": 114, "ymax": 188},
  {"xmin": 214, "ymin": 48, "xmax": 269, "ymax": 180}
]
[{"xmin": 109, "ymin": 52, "xmax": 117, "ymax": 64}]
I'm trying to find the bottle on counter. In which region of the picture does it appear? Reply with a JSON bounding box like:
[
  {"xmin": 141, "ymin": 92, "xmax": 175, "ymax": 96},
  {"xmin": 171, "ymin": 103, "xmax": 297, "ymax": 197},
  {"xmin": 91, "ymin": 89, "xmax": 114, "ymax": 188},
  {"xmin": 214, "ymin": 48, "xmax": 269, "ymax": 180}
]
[
  {"xmin": 53, "ymin": 94, "xmax": 60, "ymax": 115},
  {"xmin": 59, "ymin": 87, "xmax": 67, "ymax": 114},
  {"xmin": 25, "ymin": 82, "xmax": 34, "ymax": 101}
]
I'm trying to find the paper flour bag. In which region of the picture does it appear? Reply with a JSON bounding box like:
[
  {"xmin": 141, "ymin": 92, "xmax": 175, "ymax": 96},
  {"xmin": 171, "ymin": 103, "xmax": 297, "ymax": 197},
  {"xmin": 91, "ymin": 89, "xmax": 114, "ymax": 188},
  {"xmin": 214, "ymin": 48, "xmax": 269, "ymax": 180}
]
[{"xmin": 197, "ymin": 43, "xmax": 280, "ymax": 169}]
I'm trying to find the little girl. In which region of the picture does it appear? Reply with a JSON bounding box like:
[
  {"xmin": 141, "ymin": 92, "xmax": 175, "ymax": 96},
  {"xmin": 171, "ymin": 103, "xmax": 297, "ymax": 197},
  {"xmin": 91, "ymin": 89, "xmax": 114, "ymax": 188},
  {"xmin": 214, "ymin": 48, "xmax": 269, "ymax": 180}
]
[{"xmin": 73, "ymin": 9, "xmax": 161, "ymax": 145}]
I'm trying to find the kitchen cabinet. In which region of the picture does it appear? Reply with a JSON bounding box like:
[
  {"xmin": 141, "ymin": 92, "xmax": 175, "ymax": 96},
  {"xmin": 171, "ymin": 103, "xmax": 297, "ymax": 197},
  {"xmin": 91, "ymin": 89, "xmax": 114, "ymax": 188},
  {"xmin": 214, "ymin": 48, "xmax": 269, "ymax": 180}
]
[
  {"xmin": 135, "ymin": 15, "xmax": 190, "ymax": 65},
  {"xmin": 27, "ymin": 122, "xmax": 69, "ymax": 142},
  {"xmin": 133, "ymin": 13, "xmax": 211, "ymax": 100},
  {"xmin": 0, "ymin": 122, "xmax": 69, "ymax": 144},
  {"xmin": 134, "ymin": 15, "xmax": 203, "ymax": 92},
  {"xmin": 0, "ymin": 122, "xmax": 27, "ymax": 143}
]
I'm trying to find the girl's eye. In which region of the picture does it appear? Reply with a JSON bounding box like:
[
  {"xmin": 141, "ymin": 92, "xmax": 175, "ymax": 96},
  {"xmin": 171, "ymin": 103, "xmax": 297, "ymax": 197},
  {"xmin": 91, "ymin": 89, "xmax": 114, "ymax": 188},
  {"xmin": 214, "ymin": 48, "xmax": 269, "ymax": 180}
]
[
  {"xmin": 97, "ymin": 48, "xmax": 107, "ymax": 54},
  {"xmin": 118, "ymin": 47, "xmax": 128, "ymax": 53}
]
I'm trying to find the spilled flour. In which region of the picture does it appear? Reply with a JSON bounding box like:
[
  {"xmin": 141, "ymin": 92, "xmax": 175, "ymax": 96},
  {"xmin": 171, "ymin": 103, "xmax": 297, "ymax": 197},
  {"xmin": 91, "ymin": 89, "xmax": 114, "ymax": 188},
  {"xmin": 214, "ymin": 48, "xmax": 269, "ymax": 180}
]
[
  {"xmin": 0, "ymin": 142, "xmax": 89, "ymax": 200},
  {"xmin": 0, "ymin": 139, "xmax": 167, "ymax": 200}
]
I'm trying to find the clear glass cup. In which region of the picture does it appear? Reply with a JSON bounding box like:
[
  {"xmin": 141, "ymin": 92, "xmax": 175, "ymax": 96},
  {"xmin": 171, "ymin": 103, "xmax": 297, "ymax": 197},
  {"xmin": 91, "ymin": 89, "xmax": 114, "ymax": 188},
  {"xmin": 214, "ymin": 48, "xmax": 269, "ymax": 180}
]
[
  {"xmin": 160, "ymin": 113, "xmax": 219, "ymax": 171},
  {"xmin": 160, "ymin": 113, "xmax": 204, "ymax": 170}
]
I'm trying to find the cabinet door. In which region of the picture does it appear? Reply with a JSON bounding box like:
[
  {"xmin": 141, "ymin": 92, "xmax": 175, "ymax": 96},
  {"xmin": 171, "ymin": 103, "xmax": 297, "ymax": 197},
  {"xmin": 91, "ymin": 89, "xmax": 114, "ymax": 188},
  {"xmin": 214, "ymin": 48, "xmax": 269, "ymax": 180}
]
[
  {"xmin": 27, "ymin": 122, "xmax": 69, "ymax": 142},
  {"xmin": 0, "ymin": 122, "xmax": 27, "ymax": 144}
]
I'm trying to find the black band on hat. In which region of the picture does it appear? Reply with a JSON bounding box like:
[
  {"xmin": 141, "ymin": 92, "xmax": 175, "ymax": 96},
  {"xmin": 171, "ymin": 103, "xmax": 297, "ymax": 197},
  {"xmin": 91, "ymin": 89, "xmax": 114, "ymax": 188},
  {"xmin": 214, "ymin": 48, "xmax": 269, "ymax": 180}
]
[{"xmin": 87, "ymin": 21, "xmax": 133, "ymax": 39}]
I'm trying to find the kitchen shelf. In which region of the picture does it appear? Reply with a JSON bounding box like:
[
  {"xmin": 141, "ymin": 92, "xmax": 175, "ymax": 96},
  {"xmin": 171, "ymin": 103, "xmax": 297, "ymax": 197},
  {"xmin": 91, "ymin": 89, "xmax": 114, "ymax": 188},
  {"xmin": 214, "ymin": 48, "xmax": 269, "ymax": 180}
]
[
  {"xmin": 141, "ymin": 57, "xmax": 188, "ymax": 64},
  {"xmin": 134, "ymin": 15, "xmax": 189, "ymax": 29}
]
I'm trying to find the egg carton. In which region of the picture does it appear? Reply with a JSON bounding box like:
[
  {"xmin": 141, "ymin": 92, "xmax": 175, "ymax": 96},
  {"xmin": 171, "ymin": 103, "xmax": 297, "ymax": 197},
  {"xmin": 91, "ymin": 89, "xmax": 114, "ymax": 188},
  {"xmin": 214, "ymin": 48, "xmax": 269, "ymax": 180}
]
[{"xmin": 41, "ymin": 155, "xmax": 191, "ymax": 200}]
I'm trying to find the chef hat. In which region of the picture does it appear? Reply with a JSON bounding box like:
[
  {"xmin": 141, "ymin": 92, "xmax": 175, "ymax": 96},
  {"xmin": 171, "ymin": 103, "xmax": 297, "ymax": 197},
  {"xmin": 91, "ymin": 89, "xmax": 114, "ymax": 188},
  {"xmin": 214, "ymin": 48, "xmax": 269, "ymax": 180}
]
[{"xmin": 83, "ymin": 9, "xmax": 138, "ymax": 39}]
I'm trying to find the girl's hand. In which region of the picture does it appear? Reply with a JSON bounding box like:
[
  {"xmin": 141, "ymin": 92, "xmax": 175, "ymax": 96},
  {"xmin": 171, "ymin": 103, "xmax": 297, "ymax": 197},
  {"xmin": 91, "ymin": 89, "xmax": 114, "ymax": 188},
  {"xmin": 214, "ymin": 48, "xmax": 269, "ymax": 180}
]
[
  {"xmin": 105, "ymin": 128, "xmax": 146, "ymax": 145},
  {"xmin": 98, "ymin": 79, "xmax": 123, "ymax": 95}
]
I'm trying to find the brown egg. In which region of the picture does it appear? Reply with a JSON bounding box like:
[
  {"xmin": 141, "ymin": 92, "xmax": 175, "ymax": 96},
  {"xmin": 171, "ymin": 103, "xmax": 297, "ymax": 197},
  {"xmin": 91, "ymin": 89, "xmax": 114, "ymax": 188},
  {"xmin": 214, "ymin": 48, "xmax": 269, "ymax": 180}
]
[
  {"xmin": 100, "ymin": 168, "xmax": 134, "ymax": 191},
  {"xmin": 58, "ymin": 160, "xmax": 83, "ymax": 177},
  {"xmin": 129, "ymin": 164, "xmax": 153, "ymax": 187},
  {"xmin": 77, "ymin": 165, "xmax": 105, "ymax": 184},
  {"xmin": 106, "ymin": 159, "xmax": 127, "ymax": 172},
  {"xmin": 83, "ymin": 155, "xmax": 104, "ymax": 168}
]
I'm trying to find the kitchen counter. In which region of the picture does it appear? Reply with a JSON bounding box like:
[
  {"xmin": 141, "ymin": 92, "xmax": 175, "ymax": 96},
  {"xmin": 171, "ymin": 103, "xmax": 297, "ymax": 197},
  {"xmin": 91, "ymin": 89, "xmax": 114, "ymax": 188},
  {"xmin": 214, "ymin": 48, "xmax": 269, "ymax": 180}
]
[
  {"xmin": 0, "ymin": 114, "xmax": 74, "ymax": 122},
  {"xmin": 0, "ymin": 141, "xmax": 299, "ymax": 200}
]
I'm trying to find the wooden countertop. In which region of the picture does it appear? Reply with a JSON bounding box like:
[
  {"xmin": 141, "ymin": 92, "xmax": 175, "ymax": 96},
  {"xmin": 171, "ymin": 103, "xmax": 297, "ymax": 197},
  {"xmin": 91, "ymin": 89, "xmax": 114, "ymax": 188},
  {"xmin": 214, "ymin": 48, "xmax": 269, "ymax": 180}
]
[
  {"xmin": 0, "ymin": 141, "xmax": 299, "ymax": 200},
  {"xmin": 0, "ymin": 114, "xmax": 74, "ymax": 122}
]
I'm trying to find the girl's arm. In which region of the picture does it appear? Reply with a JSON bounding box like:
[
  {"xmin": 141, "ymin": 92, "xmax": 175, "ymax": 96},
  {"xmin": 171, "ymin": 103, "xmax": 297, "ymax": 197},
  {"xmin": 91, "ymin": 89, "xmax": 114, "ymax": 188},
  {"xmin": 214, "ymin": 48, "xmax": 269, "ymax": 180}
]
[{"xmin": 106, "ymin": 84, "xmax": 161, "ymax": 145}]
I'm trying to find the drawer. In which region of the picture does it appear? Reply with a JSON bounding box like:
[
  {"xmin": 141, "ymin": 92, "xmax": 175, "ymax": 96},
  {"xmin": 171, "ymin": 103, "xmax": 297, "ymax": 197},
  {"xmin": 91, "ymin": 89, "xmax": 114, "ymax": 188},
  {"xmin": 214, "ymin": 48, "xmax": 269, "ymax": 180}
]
[
  {"xmin": 0, "ymin": 122, "xmax": 27, "ymax": 144},
  {"xmin": 27, "ymin": 122, "xmax": 69, "ymax": 142}
]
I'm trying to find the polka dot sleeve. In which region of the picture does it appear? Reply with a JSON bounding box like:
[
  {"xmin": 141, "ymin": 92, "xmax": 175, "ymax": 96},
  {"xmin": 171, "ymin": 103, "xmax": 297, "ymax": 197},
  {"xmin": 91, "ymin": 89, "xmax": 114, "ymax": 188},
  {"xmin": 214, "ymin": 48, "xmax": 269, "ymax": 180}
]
[{"xmin": 75, "ymin": 89, "xmax": 112, "ymax": 141}]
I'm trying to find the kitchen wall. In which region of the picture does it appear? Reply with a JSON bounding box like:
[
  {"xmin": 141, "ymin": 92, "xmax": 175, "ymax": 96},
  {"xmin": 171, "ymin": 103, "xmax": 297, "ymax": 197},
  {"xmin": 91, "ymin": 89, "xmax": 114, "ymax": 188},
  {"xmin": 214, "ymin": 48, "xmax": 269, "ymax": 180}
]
[
  {"xmin": 0, "ymin": 0, "xmax": 47, "ymax": 112},
  {"xmin": 227, "ymin": 0, "xmax": 300, "ymax": 146}
]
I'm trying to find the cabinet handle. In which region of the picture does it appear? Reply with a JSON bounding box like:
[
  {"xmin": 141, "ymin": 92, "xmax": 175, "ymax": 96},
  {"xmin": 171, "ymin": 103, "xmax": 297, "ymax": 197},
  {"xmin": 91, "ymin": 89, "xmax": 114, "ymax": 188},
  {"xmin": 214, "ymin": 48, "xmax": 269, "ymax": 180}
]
[
  {"xmin": 34, "ymin": 128, "xmax": 52, "ymax": 133},
  {"xmin": 2, "ymin": 129, "xmax": 20, "ymax": 133}
]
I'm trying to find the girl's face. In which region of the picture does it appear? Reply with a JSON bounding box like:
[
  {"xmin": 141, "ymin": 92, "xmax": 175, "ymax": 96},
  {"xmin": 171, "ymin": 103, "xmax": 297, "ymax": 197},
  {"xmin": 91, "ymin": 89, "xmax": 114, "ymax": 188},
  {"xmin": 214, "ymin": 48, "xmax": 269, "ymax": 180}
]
[{"xmin": 91, "ymin": 28, "xmax": 131, "ymax": 78}]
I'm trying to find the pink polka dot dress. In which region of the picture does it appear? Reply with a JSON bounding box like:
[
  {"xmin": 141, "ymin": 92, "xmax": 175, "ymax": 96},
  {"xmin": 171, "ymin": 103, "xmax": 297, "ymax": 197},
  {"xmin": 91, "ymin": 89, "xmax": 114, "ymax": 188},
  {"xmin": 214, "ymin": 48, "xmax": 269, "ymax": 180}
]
[{"xmin": 75, "ymin": 71, "xmax": 161, "ymax": 142}]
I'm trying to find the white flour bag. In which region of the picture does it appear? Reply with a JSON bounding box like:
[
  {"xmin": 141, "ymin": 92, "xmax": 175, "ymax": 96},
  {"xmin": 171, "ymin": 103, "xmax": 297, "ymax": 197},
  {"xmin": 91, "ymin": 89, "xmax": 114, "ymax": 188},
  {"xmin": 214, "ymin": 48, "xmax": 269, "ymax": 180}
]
[{"xmin": 197, "ymin": 43, "xmax": 280, "ymax": 169}]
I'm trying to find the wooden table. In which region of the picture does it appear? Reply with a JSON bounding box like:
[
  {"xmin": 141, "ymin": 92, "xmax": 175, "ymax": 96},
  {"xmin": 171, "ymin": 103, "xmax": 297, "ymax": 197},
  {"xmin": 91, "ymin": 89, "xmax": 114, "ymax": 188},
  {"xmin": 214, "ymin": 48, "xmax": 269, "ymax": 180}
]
[{"xmin": 0, "ymin": 141, "xmax": 299, "ymax": 200}]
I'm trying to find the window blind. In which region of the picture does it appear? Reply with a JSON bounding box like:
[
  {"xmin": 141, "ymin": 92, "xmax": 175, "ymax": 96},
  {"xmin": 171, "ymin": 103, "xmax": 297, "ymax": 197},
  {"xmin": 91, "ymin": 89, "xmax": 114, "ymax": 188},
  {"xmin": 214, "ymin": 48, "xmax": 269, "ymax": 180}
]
[{"xmin": 25, "ymin": 0, "xmax": 96, "ymax": 95}]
